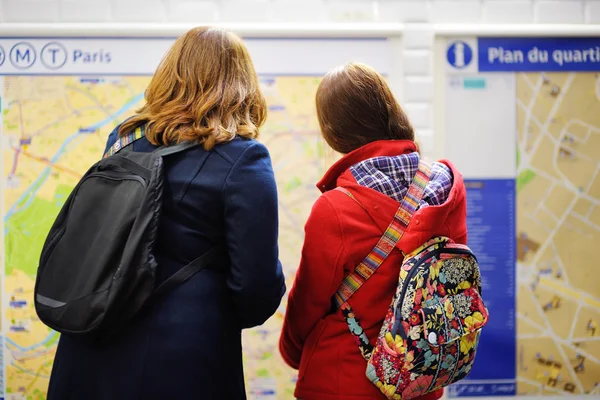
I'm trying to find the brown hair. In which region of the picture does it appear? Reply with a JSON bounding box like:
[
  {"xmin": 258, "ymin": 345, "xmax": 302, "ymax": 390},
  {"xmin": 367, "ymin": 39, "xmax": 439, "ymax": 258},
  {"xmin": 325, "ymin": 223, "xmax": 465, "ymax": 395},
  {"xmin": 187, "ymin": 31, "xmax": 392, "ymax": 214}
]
[
  {"xmin": 316, "ymin": 62, "xmax": 414, "ymax": 154},
  {"xmin": 119, "ymin": 27, "xmax": 266, "ymax": 150}
]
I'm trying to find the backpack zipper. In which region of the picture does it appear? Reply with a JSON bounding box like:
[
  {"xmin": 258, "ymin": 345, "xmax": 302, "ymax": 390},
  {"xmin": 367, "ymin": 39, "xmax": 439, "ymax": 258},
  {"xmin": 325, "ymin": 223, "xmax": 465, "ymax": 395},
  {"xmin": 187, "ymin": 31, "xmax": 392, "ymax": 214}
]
[
  {"xmin": 87, "ymin": 172, "xmax": 147, "ymax": 187},
  {"xmin": 393, "ymin": 245, "xmax": 474, "ymax": 338}
]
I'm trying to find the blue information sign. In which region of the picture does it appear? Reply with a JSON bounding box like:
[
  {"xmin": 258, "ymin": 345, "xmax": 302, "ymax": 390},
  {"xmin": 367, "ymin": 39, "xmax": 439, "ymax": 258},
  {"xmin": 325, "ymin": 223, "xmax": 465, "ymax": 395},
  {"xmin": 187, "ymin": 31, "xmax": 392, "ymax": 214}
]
[
  {"xmin": 447, "ymin": 37, "xmax": 600, "ymax": 72},
  {"xmin": 478, "ymin": 37, "xmax": 600, "ymax": 72},
  {"xmin": 448, "ymin": 179, "xmax": 516, "ymax": 398}
]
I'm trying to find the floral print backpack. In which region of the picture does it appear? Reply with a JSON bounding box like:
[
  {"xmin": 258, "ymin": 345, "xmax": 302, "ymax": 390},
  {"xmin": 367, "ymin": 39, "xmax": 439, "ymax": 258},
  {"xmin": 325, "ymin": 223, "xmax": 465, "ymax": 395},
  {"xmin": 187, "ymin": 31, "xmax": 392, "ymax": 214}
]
[{"xmin": 334, "ymin": 160, "xmax": 489, "ymax": 400}]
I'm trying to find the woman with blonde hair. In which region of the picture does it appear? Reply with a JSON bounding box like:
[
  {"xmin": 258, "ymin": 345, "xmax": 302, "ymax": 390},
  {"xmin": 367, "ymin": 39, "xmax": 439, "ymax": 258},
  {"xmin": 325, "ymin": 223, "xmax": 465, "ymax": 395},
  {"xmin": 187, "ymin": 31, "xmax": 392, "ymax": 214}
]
[
  {"xmin": 280, "ymin": 63, "xmax": 468, "ymax": 399},
  {"xmin": 48, "ymin": 27, "xmax": 285, "ymax": 400}
]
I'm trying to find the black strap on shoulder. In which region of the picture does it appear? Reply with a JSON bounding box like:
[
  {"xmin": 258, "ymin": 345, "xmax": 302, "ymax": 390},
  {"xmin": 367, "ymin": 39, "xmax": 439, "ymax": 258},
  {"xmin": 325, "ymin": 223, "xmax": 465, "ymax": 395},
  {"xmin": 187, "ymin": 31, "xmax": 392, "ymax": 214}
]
[
  {"xmin": 152, "ymin": 245, "xmax": 226, "ymax": 298},
  {"xmin": 104, "ymin": 124, "xmax": 200, "ymax": 159},
  {"xmin": 153, "ymin": 141, "xmax": 200, "ymax": 157}
]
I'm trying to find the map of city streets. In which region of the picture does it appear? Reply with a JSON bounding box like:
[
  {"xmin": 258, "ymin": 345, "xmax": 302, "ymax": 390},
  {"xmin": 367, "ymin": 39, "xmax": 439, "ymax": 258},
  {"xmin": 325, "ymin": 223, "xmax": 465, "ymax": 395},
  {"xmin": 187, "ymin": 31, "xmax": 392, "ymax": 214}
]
[
  {"xmin": 2, "ymin": 71, "xmax": 600, "ymax": 399},
  {"xmin": 1, "ymin": 76, "xmax": 326, "ymax": 399},
  {"xmin": 516, "ymin": 72, "xmax": 600, "ymax": 395}
]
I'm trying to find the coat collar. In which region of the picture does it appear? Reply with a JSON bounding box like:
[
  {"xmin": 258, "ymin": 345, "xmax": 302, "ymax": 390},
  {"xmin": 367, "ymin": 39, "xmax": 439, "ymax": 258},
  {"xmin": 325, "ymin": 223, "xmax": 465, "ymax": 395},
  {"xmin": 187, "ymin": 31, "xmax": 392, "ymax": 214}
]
[{"xmin": 317, "ymin": 140, "xmax": 418, "ymax": 193}]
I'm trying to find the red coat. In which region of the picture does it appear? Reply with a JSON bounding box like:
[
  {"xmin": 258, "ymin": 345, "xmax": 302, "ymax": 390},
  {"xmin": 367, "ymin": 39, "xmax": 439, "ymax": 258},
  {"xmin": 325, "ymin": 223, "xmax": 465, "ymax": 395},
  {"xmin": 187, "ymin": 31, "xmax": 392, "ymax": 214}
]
[{"xmin": 279, "ymin": 140, "xmax": 468, "ymax": 400}]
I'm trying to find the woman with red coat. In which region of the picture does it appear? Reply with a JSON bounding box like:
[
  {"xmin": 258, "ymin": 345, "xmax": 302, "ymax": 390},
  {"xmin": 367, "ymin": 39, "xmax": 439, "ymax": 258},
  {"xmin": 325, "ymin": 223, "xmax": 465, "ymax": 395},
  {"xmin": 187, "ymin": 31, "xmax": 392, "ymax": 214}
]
[{"xmin": 279, "ymin": 63, "xmax": 468, "ymax": 400}]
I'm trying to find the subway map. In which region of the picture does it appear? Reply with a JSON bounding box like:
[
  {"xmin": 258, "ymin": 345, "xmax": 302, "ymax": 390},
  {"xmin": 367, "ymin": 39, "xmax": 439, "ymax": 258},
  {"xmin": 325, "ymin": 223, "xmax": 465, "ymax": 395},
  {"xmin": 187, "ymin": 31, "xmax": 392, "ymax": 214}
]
[
  {"xmin": 516, "ymin": 72, "xmax": 600, "ymax": 396},
  {"xmin": 4, "ymin": 66, "xmax": 599, "ymax": 400},
  {"xmin": 0, "ymin": 75, "xmax": 326, "ymax": 399}
]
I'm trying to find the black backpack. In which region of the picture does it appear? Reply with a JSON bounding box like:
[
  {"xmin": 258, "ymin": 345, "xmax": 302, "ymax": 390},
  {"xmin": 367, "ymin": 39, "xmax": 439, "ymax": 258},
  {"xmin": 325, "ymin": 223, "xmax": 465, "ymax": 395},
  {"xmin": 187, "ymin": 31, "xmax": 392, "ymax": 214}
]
[{"xmin": 35, "ymin": 126, "xmax": 222, "ymax": 340}]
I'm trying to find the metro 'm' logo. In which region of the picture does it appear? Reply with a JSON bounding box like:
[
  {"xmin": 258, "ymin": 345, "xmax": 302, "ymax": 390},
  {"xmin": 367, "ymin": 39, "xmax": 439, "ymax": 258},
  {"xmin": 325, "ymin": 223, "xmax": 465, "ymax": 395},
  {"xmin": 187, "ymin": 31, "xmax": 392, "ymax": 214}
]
[{"xmin": 9, "ymin": 42, "xmax": 36, "ymax": 69}]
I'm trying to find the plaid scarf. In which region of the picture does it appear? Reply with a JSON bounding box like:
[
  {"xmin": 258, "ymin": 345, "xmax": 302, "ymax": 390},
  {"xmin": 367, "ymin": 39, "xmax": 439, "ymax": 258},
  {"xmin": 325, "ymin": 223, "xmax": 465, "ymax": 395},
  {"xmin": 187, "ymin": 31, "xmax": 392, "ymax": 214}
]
[{"xmin": 350, "ymin": 152, "xmax": 453, "ymax": 207}]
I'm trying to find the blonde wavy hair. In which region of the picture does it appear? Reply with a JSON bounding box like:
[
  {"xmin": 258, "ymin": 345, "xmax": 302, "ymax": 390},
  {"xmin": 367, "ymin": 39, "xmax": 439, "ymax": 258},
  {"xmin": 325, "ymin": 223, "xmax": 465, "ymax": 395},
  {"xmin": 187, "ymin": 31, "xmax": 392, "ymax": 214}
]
[{"xmin": 119, "ymin": 27, "xmax": 267, "ymax": 150}]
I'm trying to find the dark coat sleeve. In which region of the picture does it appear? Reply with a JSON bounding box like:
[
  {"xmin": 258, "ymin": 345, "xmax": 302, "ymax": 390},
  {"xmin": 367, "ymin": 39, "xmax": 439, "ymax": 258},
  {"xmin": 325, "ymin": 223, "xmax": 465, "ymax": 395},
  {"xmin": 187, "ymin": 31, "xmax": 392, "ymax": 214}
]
[
  {"xmin": 103, "ymin": 127, "xmax": 119, "ymax": 155},
  {"xmin": 222, "ymin": 141, "xmax": 286, "ymax": 328}
]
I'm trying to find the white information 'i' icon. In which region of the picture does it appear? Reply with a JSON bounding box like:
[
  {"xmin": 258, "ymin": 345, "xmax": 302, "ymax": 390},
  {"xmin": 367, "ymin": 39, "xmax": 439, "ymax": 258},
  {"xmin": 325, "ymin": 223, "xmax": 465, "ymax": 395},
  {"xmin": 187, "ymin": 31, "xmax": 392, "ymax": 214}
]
[
  {"xmin": 447, "ymin": 40, "xmax": 473, "ymax": 70},
  {"xmin": 453, "ymin": 42, "xmax": 465, "ymax": 68}
]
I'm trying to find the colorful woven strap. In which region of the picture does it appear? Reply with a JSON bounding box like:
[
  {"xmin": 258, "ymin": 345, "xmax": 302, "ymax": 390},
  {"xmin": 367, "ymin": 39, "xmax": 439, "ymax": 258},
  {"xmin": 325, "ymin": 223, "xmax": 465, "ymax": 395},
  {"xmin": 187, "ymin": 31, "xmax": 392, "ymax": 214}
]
[
  {"xmin": 103, "ymin": 125, "xmax": 145, "ymax": 159},
  {"xmin": 333, "ymin": 159, "xmax": 433, "ymax": 309}
]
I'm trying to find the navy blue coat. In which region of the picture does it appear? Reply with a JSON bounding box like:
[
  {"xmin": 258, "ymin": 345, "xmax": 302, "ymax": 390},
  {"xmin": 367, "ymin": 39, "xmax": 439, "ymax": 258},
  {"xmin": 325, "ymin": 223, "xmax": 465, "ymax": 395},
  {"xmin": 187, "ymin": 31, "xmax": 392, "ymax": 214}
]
[{"xmin": 47, "ymin": 127, "xmax": 286, "ymax": 400}]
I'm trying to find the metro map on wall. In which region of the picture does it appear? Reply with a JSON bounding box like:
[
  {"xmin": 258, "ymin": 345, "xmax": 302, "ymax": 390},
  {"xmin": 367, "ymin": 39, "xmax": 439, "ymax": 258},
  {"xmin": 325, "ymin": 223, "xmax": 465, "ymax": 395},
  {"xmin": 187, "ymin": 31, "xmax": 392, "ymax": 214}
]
[
  {"xmin": 445, "ymin": 36, "xmax": 600, "ymax": 397},
  {"xmin": 0, "ymin": 74, "xmax": 326, "ymax": 399}
]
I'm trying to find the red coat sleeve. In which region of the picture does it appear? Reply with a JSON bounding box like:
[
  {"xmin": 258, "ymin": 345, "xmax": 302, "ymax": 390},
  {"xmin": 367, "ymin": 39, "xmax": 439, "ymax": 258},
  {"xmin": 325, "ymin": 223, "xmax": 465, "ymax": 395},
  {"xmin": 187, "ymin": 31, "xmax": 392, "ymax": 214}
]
[{"xmin": 279, "ymin": 194, "xmax": 346, "ymax": 369}]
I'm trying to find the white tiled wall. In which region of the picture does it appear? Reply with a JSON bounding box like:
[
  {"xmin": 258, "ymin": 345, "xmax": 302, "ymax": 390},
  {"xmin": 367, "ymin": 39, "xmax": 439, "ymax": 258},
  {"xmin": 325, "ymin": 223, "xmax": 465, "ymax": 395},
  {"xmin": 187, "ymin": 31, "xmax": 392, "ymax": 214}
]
[
  {"xmin": 0, "ymin": 0, "xmax": 598, "ymax": 154},
  {"xmin": 3, "ymin": 0, "xmax": 592, "ymax": 25}
]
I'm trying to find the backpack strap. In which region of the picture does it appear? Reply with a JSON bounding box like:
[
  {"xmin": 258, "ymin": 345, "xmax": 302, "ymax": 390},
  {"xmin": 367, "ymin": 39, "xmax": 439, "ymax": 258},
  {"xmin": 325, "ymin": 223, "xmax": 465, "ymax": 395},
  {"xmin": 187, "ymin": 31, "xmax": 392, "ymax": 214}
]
[
  {"xmin": 103, "ymin": 125, "xmax": 200, "ymax": 159},
  {"xmin": 152, "ymin": 244, "xmax": 227, "ymax": 298},
  {"xmin": 153, "ymin": 140, "xmax": 200, "ymax": 157},
  {"xmin": 333, "ymin": 159, "xmax": 433, "ymax": 360},
  {"xmin": 103, "ymin": 125, "xmax": 146, "ymax": 159},
  {"xmin": 333, "ymin": 159, "xmax": 433, "ymax": 309}
]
